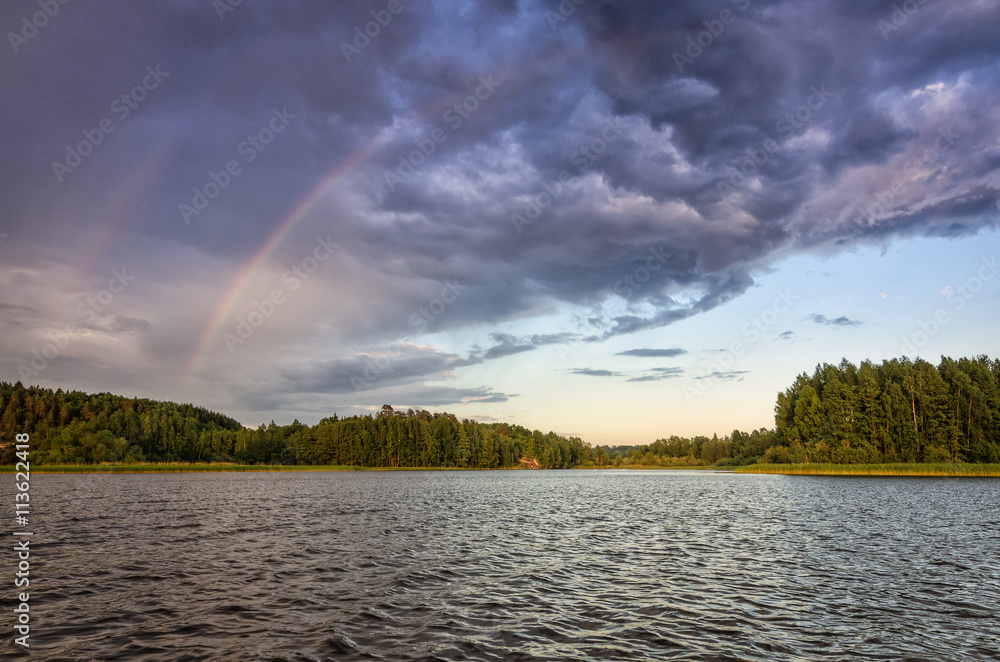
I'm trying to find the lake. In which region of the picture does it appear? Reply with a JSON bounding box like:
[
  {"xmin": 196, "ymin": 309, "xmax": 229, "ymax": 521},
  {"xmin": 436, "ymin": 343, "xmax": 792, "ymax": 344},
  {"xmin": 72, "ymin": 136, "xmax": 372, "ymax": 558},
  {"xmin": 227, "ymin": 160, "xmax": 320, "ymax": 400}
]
[{"xmin": 3, "ymin": 470, "xmax": 999, "ymax": 660}]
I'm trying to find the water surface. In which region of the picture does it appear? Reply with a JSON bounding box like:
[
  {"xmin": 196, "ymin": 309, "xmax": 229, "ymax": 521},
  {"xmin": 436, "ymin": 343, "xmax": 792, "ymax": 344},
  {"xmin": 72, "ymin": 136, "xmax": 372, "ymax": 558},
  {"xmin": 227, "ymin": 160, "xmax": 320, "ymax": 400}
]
[{"xmin": 3, "ymin": 470, "xmax": 998, "ymax": 660}]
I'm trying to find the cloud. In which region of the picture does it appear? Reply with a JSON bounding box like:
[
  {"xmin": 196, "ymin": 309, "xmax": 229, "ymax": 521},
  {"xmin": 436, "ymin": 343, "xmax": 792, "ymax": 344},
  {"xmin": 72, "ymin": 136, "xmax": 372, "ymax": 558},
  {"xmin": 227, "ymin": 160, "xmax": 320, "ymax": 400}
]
[
  {"xmin": 571, "ymin": 368, "xmax": 622, "ymax": 377},
  {"xmin": 482, "ymin": 333, "xmax": 538, "ymax": 360},
  {"xmin": 626, "ymin": 366, "xmax": 685, "ymax": 382},
  {"xmin": 238, "ymin": 383, "xmax": 512, "ymax": 413},
  {"xmin": 615, "ymin": 348, "xmax": 687, "ymax": 358},
  {"xmin": 276, "ymin": 344, "xmax": 482, "ymax": 395},
  {"xmin": 104, "ymin": 315, "xmax": 154, "ymax": 335},
  {"xmin": 695, "ymin": 371, "xmax": 749, "ymax": 382},
  {"xmin": 777, "ymin": 330, "xmax": 796, "ymax": 340},
  {"xmin": 808, "ymin": 314, "xmax": 862, "ymax": 326},
  {"xmin": 1, "ymin": 0, "xmax": 998, "ymax": 424}
]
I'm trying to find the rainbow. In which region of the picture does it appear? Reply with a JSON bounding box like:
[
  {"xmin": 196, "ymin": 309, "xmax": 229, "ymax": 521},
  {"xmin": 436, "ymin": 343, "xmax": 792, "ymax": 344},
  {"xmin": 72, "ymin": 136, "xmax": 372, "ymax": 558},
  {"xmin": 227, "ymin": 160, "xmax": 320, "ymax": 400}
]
[
  {"xmin": 76, "ymin": 145, "xmax": 172, "ymax": 278},
  {"xmin": 184, "ymin": 140, "xmax": 380, "ymax": 379},
  {"xmin": 183, "ymin": 83, "xmax": 485, "ymax": 379}
]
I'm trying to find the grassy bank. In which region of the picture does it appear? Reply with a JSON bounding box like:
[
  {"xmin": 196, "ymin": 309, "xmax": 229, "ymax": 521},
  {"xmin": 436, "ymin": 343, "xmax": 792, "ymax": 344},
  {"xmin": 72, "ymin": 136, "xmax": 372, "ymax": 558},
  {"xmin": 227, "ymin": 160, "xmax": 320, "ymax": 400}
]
[
  {"xmin": 0, "ymin": 463, "xmax": 482, "ymax": 474},
  {"xmin": 574, "ymin": 464, "xmax": 722, "ymax": 470},
  {"xmin": 734, "ymin": 463, "xmax": 1000, "ymax": 477}
]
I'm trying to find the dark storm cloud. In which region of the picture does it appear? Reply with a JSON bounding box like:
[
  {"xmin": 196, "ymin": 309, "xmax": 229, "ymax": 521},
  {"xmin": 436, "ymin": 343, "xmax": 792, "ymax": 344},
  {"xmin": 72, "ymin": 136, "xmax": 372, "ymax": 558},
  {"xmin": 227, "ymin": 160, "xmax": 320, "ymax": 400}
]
[
  {"xmin": 237, "ymin": 384, "xmax": 511, "ymax": 413},
  {"xmin": 274, "ymin": 342, "xmax": 490, "ymax": 395},
  {"xmin": 1, "ymin": 0, "xmax": 999, "ymax": 415},
  {"xmin": 809, "ymin": 314, "xmax": 862, "ymax": 327},
  {"xmin": 616, "ymin": 348, "xmax": 687, "ymax": 358}
]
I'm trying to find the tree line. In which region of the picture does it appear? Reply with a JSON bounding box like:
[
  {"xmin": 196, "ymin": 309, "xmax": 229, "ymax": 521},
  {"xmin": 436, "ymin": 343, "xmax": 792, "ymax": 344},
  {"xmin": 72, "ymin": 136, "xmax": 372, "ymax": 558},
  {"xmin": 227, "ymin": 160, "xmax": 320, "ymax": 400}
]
[
  {"xmin": 599, "ymin": 355, "xmax": 1000, "ymax": 466},
  {"xmin": 0, "ymin": 386, "xmax": 587, "ymax": 468},
  {"xmin": 772, "ymin": 355, "xmax": 1000, "ymax": 464},
  {"xmin": 596, "ymin": 428, "xmax": 777, "ymax": 467},
  {"xmin": 2, "ymin": 355, "xmax": 997, "ymax": 467}
]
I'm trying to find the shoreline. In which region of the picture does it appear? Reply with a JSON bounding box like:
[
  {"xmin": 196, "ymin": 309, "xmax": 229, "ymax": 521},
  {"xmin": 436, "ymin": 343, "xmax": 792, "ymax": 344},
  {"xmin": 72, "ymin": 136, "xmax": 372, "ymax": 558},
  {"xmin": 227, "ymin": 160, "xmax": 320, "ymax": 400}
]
[
  {"xmin": 8, "ymin": 464, "xmax": 736, "ymax": 474},
  {"xmin": 1, "ymin": 464, "xmax": 491, "ymax": 474},
  {"xmin": 5, "ymin": 462, "xmax": 998, "ymax": 476},
  {"xmin": 733, "ymin": 463, "xmax": 1000, "ymax": 477}
]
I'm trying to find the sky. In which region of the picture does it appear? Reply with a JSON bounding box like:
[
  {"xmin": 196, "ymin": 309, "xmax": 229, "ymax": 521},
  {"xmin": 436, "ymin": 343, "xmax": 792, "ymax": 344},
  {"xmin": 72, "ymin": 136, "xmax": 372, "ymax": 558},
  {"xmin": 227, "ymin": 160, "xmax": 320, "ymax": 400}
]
[{"xmin": 1, "ymin": 0, "xmax": 999, "ymax": 445}]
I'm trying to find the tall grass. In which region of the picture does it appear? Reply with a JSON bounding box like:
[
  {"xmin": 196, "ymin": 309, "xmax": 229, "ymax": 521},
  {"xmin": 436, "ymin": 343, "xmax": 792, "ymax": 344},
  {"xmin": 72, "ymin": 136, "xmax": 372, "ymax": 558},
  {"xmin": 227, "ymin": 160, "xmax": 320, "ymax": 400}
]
[
  {"xmin": 734, "ymin": 463, "xmax": 1000, "ymax": 477},
  {"xmin": 574, "ymin": 464, "xmax": 720, "ymax": 470}
]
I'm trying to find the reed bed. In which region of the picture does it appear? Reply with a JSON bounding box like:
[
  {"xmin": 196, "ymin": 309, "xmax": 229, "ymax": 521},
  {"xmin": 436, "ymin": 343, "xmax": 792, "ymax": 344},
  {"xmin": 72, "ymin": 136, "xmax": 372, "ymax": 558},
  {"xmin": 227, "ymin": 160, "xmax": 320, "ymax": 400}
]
[{"xmin": 734, "ymin": 463, "xmax": 1000, "ymax": 477}]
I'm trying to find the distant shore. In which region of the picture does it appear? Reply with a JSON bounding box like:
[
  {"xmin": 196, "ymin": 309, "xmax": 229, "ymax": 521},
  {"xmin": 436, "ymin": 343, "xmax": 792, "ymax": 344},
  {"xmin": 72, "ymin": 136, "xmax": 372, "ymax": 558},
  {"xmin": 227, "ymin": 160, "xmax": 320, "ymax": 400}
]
[
  {"xmin": 573, "ymin": 465, "xmax": 724, "ymax": 471},
  {"xmin": 5, "ymin": 462, "xmax": 999, "ymax": 476},
  {"xmin": 0, "ymin": 464, "xmax": 482, "ymax": 474},
  {"xmin": 733, "ymin": 463, "xmax": 1000, "ymax": 477},
  {"xmin": 2, "ymin": 463, "xmax": 723, "ymax": 473}
]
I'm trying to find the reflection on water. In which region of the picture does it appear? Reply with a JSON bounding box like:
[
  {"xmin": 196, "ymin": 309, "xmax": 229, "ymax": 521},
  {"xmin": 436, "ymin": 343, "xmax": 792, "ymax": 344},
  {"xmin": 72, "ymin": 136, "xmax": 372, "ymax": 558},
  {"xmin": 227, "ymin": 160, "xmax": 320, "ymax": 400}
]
[{"xmin": 3, "ymin": 470, "xmax": 998, "ymax": 660}]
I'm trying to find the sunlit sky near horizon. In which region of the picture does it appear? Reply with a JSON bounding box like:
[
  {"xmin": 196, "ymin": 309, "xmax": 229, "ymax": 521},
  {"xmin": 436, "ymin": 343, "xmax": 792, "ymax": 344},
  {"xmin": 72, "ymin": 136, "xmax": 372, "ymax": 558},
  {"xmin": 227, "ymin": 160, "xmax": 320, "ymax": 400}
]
[{"xmin": 2, "ymin": 0, "xmax": 999, "ymax": 445}]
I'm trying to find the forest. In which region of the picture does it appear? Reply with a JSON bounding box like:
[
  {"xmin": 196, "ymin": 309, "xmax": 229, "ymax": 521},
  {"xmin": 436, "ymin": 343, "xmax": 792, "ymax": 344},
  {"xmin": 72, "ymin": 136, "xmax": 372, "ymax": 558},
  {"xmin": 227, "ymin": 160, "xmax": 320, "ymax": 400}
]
[
  {"xmin": 606, "ymin": 355, "xmax": 1000, "ymax": 466},
  {"xmin": 771, "ymin": 355, "xmax": 1000, "ymax": 464},
  {"xmin": 0, "ymin": 385, "xmax": 587, "ymax": 468},
  {"xmin": 1, "ymin": 355, "xmax": 998, "ymax": 467}
]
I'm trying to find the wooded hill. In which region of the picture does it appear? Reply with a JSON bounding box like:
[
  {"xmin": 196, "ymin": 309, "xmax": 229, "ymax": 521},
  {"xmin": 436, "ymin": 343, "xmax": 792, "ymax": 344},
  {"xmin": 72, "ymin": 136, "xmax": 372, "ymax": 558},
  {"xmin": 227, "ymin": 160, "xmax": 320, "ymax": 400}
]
[
  {"xmin": 0, "ymin": 385, "xmax": 586, "ymax": 468},
  {"xmin": 2, "ymin": 355, "xmax": 997, "ymax": 467}
]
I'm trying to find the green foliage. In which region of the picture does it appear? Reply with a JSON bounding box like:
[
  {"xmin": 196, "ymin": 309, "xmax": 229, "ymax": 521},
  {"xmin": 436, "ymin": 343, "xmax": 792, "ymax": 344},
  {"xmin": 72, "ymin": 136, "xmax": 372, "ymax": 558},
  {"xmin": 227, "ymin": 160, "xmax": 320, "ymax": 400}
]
[
  {"xmin": 735, "ymin": 463, "xmax": 1000, "ymax": 476},
  {"xmin": 600, "ymin": 355, "xmax": 1000, "ymax": 468},
  {"xmin": 0, "ymin": 382, "xmax": 241, "ymax": 465},
  {"xmin": 596, "ymin": 428, "xmax": 777, "ymax": 467},
  {"xmin": 5, "ymin": 353, "xmax": 998, "ymax": 469},
  {"xmin": 772, "ymin": 356, "xmax": 1000, "ymax": 464},
  {"xmin": 0, "ymin": 385, "xmax": 588, "ymax": 469}
]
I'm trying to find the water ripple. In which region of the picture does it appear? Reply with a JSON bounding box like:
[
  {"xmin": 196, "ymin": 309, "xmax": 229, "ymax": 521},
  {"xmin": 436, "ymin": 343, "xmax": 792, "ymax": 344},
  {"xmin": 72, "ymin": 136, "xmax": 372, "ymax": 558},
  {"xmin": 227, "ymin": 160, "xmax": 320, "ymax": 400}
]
[{"xmin": 1, "ymin": 471, "xmax": 998, "ymax": 660}]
